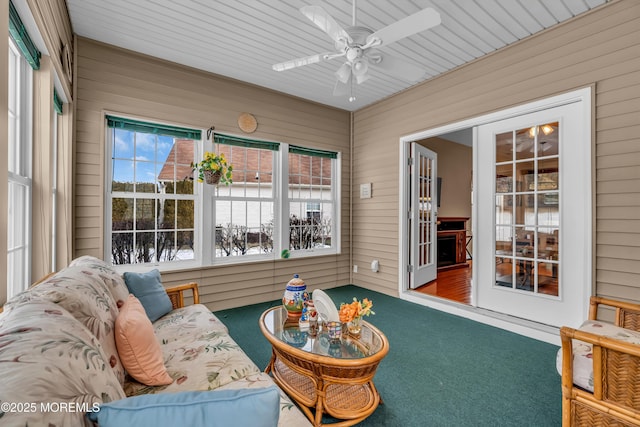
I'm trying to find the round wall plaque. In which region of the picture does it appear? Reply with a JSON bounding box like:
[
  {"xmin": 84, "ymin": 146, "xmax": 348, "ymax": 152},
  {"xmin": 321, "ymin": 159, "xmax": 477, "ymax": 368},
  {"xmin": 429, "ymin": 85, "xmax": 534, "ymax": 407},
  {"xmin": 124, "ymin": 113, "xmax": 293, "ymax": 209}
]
[{"xmin": 238, "ymin": 113, "xmax": 257, "ymax": 133}]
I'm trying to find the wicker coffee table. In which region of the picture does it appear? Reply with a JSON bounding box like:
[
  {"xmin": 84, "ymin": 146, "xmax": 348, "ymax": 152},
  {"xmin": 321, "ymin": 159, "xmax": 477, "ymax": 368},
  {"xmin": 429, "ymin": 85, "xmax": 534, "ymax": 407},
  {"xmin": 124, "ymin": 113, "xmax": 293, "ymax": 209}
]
[{"xmin": 259, "ymin": 306, "xmax": 389, "ymax": 427}]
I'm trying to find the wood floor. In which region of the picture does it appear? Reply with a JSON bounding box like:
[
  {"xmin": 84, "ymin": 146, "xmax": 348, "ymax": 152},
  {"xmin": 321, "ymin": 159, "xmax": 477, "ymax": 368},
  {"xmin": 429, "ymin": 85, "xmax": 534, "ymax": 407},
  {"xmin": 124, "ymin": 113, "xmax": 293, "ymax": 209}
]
[
  {"xmin": 415, "ymin": 262, "xmax": 472, "ymax": 304},
  {"xmin": 414, "ymin": 259, "xmax": 559, "ymax": 304}
]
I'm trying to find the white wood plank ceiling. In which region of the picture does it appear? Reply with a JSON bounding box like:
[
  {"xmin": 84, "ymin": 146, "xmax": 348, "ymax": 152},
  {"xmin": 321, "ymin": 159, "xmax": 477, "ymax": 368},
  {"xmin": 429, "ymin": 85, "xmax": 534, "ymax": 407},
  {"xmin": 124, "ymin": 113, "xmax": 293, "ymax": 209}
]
[{"xmin": 66, "ymin": 0, "xmax": 608, "ymax": 111}]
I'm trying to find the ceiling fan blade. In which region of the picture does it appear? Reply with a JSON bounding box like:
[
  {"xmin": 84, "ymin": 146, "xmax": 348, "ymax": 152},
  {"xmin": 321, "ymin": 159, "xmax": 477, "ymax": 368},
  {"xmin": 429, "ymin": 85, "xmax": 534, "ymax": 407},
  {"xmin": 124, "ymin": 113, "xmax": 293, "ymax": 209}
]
[
  {"xmin": 300, "ymin": 5, "xmax": 352, "ymax": 45},
  {"xmin": 272, "ymin": 52, "xmax": 332, "ymax": 72},
  {"xmin": 370, "ymin": 54, "xmax": 425, "ymax": 82},
  {"xmin": 366, "ymin": 8, "xmax": 441, "ymax": 48}
]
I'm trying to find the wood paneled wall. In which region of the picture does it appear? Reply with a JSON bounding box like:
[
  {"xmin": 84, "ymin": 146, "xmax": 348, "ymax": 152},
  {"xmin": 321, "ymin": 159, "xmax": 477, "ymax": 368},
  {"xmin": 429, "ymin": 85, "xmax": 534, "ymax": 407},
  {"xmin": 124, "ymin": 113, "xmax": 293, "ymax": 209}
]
[
  {"xmin": 351, "ymin": 0, "xmax": 640, "ymax": 303},
  {"xmin": 74, "ymin": 38, "xmax": 351, "ymax": 311},
  {"xmin": 26, "ymin": 0, "xmax": 73, "ymax": 99}
]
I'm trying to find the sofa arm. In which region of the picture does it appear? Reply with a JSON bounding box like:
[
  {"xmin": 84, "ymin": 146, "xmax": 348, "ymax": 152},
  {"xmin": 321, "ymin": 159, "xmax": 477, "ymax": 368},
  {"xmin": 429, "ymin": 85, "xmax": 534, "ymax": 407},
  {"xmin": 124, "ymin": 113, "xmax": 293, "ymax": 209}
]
[
  {"xmin": 165, "ymin": 282, "xmax": 200, "ymax": 309},
  {"xmin": 589, "ymin": 296, "xmax": 640, "ymax": 331}
]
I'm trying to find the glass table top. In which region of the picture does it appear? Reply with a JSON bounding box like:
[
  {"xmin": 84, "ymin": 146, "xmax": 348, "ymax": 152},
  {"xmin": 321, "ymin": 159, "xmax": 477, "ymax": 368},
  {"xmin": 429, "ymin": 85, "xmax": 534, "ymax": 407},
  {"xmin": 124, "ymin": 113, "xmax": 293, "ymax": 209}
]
[{"xmin": 262, "ymin": 306, "xmax": 385, "ymax": 360}]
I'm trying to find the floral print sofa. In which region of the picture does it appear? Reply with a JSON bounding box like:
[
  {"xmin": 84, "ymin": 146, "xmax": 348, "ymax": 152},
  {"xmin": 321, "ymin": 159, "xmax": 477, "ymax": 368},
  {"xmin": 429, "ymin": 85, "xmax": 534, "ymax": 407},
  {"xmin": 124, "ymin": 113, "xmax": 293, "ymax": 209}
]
[{"xmin": 0, "ymin": 256, "xmax": 310, "ymax": 427}]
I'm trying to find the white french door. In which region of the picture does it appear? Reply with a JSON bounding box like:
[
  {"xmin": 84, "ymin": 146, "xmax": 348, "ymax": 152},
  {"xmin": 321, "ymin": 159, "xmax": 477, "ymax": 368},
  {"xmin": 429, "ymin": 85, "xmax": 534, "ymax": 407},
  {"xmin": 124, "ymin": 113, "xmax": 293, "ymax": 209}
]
[
  {"xmin": 475, "ymin": 100, "xmax": 590, "ymax": 327},
  {"xmin": 409, "ymin": 143, "xmax": 438, "ymax": 289}
]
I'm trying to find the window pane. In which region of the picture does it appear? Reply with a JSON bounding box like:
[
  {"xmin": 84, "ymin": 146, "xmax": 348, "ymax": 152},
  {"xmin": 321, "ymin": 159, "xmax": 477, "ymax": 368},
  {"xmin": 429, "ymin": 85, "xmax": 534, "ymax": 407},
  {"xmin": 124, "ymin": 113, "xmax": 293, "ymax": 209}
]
[
  {"xmin": 135, "ymin": 161, "xmax": 157, "ymax": 193},
  {"xmin": 177, "ymin": 231, "xmax": 195, "ymax": 260},
  {"xmin": 495, "ymin": 164, "xmax": 512, "ymax": 193},
  {"xmin": 495, "ymin": 131, "xmax": 513, "ymax": 163},
  {"xmin": 288, "ymin": 151, "xmax": 336, "ymax": 253},
  {"xmin": 537, "ymin": 122, "xmax": 559, "ymax": 157},
  {"xmin": 211, "ymin": 142, "xmax": 275, "ymax": 258},
  {"xmin": 495, "ymin": 195, "xmax": 512, "ymax": 225},
  {"xmin": 176, "ymin": 200, "xmax": 194, "ymax": 229},
  {"xmin": 515, "ymin": 227, "xmax": 534, "ymax": 259},
  {"xmin": 112, "ymin": 160, "xmax": 134, "ymax": 192},
  {"xmin": 515, "ymin": 161, "xmax": 534, "ymax": 192},
  {"xmin": 538, "ymin": 158, "xmax": 559, "ymax": 191},
  {"xmin": 495, "ymin": 226, "xmax": 512, "ymax": 256},
  {"xmin": 113, "ymin": 128, "xmax": 134, "ymax": 160},
  {"xmin": 109, "ymin": 124, "xmax": 198, "ymax": 265},
  {"xmin": 111, "ymin": 232, "xmax": 133, "ymax": 265},
  {"xmin": 136, "ymin": 232, "xmax": 155, "ymax": 263},
  {"xmin": 515, "ymin": 127, "xmax": 535, "ymax": 160},
  {"xmin": 136, "ymin": 199, "xmax": 156, "ymax": 230},
  {"xmin": 112, "ymin": 198, "xmax": 134, "ymax": 231}
]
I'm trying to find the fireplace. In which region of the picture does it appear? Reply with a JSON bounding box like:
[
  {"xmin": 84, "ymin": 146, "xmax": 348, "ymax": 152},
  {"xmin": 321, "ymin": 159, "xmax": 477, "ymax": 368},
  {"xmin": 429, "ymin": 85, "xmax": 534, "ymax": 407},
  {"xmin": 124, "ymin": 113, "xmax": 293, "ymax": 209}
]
[
  {"xmin": 437, "ymin": 235, "xmax": 457, "ymax": 267},
  {"xmin": 437, "ymin": 217, "xmax": 469, "ymax": 271}
]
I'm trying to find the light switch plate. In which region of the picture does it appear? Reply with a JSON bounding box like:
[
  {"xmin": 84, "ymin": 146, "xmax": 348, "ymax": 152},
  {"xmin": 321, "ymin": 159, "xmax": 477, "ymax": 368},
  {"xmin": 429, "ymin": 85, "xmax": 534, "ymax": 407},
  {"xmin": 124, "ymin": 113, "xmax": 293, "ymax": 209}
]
[{"xmin": 360, "ymin": 183, "xmax": 372, "ymax": 199}]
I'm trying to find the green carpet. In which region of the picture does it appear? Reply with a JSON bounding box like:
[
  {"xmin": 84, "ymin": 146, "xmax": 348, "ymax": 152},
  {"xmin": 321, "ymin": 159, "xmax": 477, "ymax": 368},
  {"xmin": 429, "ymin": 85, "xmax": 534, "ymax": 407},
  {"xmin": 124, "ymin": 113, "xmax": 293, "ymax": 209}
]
[{"xmin": 214, "ymin": 285, "xmax": 561, "ymax": 427}]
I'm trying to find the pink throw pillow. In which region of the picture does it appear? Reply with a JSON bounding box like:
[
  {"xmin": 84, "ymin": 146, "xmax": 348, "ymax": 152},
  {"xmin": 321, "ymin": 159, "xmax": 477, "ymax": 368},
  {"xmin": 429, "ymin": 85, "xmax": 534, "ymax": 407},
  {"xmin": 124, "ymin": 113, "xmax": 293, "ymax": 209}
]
[{"xmin": 115, "ymin": 294, "xmax": 173, "ymax": 386}]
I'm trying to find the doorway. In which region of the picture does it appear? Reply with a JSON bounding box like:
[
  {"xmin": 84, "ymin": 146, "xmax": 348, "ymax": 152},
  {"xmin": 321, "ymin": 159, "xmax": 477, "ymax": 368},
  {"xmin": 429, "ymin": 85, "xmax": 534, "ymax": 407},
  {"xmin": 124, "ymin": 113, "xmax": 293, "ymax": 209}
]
[
  {"xmin": 409, "ymin": 133, "xmax": 473, "ymax": 304},
  {"xmin": 399, "ymin": 87, "xmax": 592, "ymax": 339}
]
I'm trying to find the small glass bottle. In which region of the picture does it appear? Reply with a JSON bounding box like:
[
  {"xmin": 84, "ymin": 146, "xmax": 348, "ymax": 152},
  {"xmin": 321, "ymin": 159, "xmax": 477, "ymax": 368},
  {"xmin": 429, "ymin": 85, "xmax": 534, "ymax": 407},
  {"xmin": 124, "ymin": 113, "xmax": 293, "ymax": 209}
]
[{"xmin": 306, "ymin": 300, "xmax": 318, "ymax": 336}]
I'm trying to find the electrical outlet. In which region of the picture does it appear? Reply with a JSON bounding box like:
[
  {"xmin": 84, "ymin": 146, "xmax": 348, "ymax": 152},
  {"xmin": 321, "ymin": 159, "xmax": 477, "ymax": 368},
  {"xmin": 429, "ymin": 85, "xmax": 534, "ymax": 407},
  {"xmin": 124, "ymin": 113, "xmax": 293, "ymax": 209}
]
[{"xmin": 353, "ymin": 265, "xmax": 358, "ymax": 273}]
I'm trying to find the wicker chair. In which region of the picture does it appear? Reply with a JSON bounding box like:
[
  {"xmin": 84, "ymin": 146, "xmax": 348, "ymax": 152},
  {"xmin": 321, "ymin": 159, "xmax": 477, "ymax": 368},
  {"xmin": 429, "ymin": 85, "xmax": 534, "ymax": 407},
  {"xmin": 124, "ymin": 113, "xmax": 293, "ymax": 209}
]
[{"xmin": 560, "ymin": 296, "xmax": 640, "ymax": 426}]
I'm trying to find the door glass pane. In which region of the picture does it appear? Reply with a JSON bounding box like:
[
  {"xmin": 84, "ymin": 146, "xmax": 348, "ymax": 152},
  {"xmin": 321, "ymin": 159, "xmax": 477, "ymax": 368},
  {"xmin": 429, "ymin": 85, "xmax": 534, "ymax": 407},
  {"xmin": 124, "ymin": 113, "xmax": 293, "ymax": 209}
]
[
  {"xmin": 494, "ymin": 122, "xmax": 561, "ymax": 296},
  {"xmin": 537, "ymin": 122, "xmax": 559, "ymax": 157},
  {"xmin": 496, "ymin": 164, "xmax": 512, "ymax": 193},
  {"xmin": 495, "ymin": 131, "xmax": 513, "ymax": 163},
  {"xmin": 515, "ymin": 127, "xmax": 535, "ymax": 160}
]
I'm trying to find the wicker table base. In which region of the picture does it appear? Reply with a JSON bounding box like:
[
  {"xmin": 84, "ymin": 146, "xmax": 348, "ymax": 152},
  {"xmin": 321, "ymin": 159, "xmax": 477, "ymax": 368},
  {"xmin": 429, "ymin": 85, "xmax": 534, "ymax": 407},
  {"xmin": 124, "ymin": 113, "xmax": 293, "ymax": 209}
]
[{"xmin": 260, "ymin": 307, "xmax": 389, "ymax": 427}]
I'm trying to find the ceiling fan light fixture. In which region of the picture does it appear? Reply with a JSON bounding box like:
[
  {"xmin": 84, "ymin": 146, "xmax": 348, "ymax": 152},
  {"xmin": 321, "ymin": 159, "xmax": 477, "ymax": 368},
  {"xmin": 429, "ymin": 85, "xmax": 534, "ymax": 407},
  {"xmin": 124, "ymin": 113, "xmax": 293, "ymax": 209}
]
[
  {"xmin": 335, "ymin": 63, "xmax": 351, "ymax": 83},
  {"xmin": 276, "ymin": 2, "xmax": 442, "ymax": 100},
  {"xmin": 529, "ymin": 124, "xmax": 555, "ymax": 138},
  {"xmin": 352, "ymin": 58, "xmax": 368, "ymax": 75},
  {"xmin": 355, "ymin": 72, "xmax": 369, "ymax": 84}
]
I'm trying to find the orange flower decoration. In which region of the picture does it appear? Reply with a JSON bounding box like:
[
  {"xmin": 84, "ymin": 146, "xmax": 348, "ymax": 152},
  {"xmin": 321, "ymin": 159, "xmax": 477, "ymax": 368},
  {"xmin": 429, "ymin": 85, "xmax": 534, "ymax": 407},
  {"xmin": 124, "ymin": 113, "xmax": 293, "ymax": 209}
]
[{"xmin": 339, "ymin": 297, "xmax": 375, "ymax": 323}]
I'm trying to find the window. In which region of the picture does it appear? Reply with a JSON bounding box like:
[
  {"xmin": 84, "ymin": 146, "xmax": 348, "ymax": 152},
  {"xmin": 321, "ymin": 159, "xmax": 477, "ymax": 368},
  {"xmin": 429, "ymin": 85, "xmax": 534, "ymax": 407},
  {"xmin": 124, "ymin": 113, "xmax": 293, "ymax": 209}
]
[
  {"xmin": 288, "ymin": 146, "xmax": 337, "ymax": 253},
  {"xmin": 7, "ymin": 38, "xmax": 33, "ymax": 297},
  {"xmin": 106, "ymin": 116, "xmax": 199, "ymax": 266},
  {"xmin": 106, "ymin": 119, "xmax": 340, "ymax": 268},
  {"xmin": 212, "ymin": 135, "xmax": 278, "ymax": 259}
]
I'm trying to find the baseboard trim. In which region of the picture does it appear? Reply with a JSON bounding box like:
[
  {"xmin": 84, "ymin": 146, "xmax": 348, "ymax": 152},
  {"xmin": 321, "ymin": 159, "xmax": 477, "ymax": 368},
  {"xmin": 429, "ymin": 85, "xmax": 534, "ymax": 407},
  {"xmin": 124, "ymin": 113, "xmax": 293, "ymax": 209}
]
[{"xmin": 403, "ymin": 290, "xmax": 560, "ymax": 346}]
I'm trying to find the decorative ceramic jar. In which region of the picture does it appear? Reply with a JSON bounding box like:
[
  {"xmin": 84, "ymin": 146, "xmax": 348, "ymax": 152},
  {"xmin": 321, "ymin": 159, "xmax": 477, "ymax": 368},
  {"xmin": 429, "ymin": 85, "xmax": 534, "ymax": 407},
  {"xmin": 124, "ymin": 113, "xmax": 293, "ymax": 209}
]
[{"xmin": 282, "ymin": 274, "xmax": 307, "ymax": 319}]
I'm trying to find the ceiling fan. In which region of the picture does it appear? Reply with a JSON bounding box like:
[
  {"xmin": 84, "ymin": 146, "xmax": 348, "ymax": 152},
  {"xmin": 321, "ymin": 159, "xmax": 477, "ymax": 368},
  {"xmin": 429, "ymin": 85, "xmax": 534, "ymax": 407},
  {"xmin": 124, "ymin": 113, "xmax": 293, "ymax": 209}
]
[{"xmin": 272, "ymin": 0, "xmax": 441, "ymax": 101}]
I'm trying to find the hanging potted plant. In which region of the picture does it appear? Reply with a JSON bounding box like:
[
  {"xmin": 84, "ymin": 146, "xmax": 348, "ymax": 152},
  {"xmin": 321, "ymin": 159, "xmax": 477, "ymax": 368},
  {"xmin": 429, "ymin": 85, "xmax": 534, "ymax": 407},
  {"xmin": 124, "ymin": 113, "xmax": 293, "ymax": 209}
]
[{"xmin": 191, "ymin": 151, "xmax": 233, "ymax": 185}]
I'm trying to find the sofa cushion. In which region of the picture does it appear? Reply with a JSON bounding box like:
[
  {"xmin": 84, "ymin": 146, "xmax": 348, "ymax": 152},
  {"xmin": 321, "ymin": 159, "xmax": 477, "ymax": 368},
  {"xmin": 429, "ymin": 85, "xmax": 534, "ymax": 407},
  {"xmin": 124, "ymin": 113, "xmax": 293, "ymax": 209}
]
[
  {"xmin": 215, "ymin": 372, "xmax": 314, "ymax": 427},
  {"xmin": 556, "ymin": 320, "xmax": 640, "ymax": 392},
  {"xmin": 123, "ymin": 269, "xmax": 173, "ymax": 322},
  {"xmin": 87, "ymin": 386, "xmax": 280, "ymax": 427},
  {"xmin": 0, "ymin": 300, "xmax": 126, "ymax": 427},
  {"xmin": 3, "ymin": 265, "xmax": 126, "ymax": 385},
  {"xmin": 115, "ymin": 295, "xmax": 173, "ymax": 386},
  {"xmin": 70, "ymin": 255, "xmax": 130, "ymax": 309},
  {"xmin": 124, "ymin": 322, "xmax": 260, "ymax": 396},
  {"xmin": 152, "ymin": 303, "xmax": 229, "ymax": 340}
]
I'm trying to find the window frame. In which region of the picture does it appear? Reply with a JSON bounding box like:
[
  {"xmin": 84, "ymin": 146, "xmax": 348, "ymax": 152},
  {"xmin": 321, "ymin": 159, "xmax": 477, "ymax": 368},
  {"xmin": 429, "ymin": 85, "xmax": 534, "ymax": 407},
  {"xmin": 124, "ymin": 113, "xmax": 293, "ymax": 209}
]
[
  {"xmin": 105, "ymin": 117, "xmax": 341, "ymax": 271},
  {"xmin": 7, "ymin": 38, "xmax": 34, "ymax": 297},
  {"xmin": 284, "ymin": 146, "xmax": 340, "ymax": 258},
  {"xmin": 105, "ymin": 115, "xmax": 200, "ymax": 270}
]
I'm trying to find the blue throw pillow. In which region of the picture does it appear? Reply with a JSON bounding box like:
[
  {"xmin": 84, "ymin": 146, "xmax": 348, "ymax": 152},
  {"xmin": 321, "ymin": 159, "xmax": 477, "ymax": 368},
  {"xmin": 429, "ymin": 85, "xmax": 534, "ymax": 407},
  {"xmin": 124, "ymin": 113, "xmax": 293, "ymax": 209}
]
[
  {"xmin": 123, "ymin": 269, "xmax": 173, "ymax": 322},
  {"xmin": 86, "ymin": 386, "xmax": 280, "ymax": 427}
]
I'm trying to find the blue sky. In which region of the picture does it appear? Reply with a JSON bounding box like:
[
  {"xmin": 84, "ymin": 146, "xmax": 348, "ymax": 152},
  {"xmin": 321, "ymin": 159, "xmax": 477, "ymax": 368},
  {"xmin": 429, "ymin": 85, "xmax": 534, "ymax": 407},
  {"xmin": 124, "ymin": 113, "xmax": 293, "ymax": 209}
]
[{"xmin": 112, "ymin": 129, "xmax": 175, "ymax": 183}]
